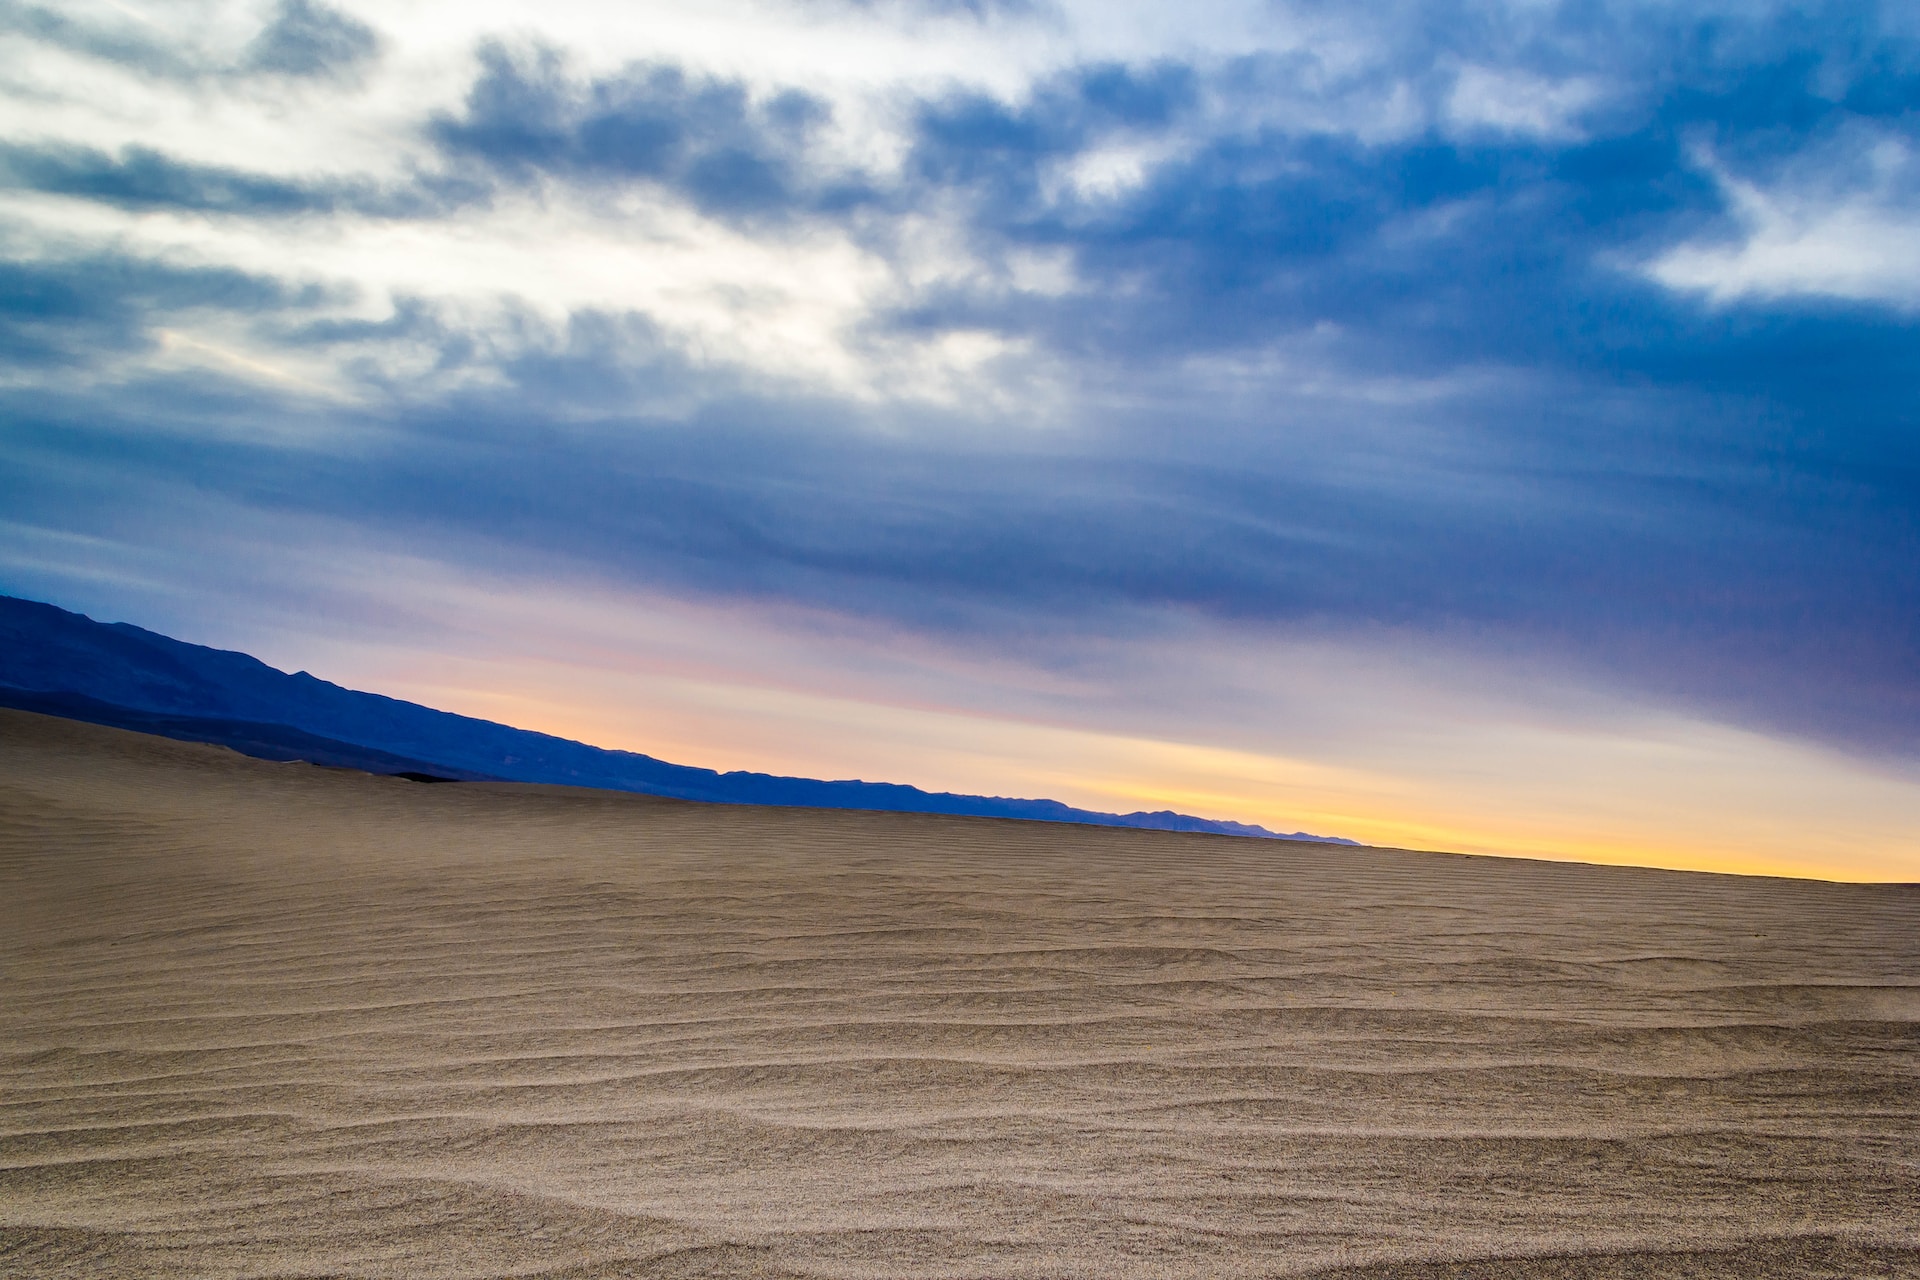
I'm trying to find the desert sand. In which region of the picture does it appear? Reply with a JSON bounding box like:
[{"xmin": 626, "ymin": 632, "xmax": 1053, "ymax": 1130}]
[{"xmin": 2, "ymin": 707, "xmax": 1916, "ymax": 1278}]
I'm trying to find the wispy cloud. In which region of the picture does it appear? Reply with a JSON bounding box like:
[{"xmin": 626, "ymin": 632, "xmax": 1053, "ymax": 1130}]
[{"xmin": 1648, "ymin": 132, "xmax": 1920, "ymax": 309}]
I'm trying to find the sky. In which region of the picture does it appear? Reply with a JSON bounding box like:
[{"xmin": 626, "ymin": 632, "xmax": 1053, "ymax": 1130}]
[{"xmin": 2, "ymin": 0, "xmax": 1917, "ymax": 880}]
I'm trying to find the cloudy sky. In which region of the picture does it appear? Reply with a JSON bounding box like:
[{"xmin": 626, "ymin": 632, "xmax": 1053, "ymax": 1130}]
[{"xmin": 4, "ymin": 0, "xmax": 1917, "ymax": 878}]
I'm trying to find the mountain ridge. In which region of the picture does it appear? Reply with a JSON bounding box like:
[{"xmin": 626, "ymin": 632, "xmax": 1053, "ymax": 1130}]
[{"xmin": 0, "ymin": 594, "xmax": 1354, "ymax": 844}]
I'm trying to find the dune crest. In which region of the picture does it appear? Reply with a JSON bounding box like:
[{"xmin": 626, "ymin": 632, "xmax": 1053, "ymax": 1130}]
[{"xmin": 2, "ymin": 709, "xmax": 1916, "ymax": 1278}]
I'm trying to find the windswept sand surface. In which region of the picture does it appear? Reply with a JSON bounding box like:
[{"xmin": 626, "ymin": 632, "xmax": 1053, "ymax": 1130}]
[{"xmin": 2, "ymin": 709, "xmax": 1917, "ymax": 1278}]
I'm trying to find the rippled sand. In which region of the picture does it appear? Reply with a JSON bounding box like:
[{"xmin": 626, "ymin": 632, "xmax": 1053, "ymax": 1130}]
[{"xmin": 2, "ymin": 708, "xmax": 1917, "ymax": 1278}]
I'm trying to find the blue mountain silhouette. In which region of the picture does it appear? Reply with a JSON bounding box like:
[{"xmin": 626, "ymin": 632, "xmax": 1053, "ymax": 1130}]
[{"xmin": 0, "ymin": 594, "xmax": 1353, "ymax": 843}]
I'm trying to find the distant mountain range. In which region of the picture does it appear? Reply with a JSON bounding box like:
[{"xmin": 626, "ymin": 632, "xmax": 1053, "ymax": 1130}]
[{"xmin": 0, "ymin": 594, "xmax": 1354, "ymax": 844}]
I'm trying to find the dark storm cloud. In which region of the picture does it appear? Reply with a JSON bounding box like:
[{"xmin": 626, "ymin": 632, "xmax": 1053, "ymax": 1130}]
[
  {"xmin": 0, "ymin": 0, "xmax": 194, "ymax": 77},
  {"xmin": 0, "ymin": 143, "xmax": 334, "ymax": 215},
  {"xmin": 910, "ymin": 61, "xmax": 1197, "ymax": 188},
  {"xmin": 0, "ymin": 254, "xmax": 326, "ymax": 367},
  {"xmin": 0, "ymin": 0, "xmax": 379, "ymax": 80},
  {"xmin": 0, "ymin": 142, "xmax": 481, "ymax": 218},
  {"xmin": 431, "ymin": 43, "xmax": 862, "ymax": 220},
  {"xmin": 243, "ymin": 0, "xmax": 380, "ymax": 79},
  {"xmin": 3, "ymin": 2, "xmax": 1917, "ymax": 760},
  {"xmin": 8, "ymin": 308, "xmax": 1914, "ymax": 759}
]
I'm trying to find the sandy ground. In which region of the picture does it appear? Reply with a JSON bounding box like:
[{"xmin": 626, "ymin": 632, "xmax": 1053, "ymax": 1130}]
[{"xmin": 2, "ymin": 708, "xmax": 1917, "ymax": 1279}]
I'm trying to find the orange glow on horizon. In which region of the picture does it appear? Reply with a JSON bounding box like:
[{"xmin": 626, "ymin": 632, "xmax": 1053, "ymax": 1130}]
[
  {"xmin": 234, "ymin": 567, "xmax": 1919, "ymax": 889},
  {"xmin": 373, "ymin": 660, "xmax": 1920, "ymax": 886}
]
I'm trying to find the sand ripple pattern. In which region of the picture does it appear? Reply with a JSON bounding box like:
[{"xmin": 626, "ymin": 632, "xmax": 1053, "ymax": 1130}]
[{"xmin": 2, "ymin": 710, "xmax": 1917, "ymax": 1278}]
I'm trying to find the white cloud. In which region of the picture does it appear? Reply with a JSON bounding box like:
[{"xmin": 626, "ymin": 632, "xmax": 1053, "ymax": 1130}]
[
  {"xmin": 1445, "ymin": 65, "xmax": 1599, "ymax": 139},
  {"xmin": 1646, "ymin": 137, "xmax": 1920, "ymax": 309}
]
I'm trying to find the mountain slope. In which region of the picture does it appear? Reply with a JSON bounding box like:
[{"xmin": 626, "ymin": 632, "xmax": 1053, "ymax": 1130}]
[
  {"xmin": 0, "ymin": 687, "xmax": 493, "ymax": 780},
  {"xmin": 0, "ymin": 594, "xmax": 1352, "ymax": 842}
]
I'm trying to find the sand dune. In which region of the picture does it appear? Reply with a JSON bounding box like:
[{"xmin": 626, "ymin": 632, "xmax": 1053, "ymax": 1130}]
[{"xmin": 2, "ymin": 708, "xmax": 1916, "ymax": 1278}]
